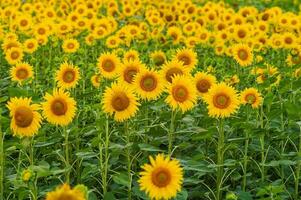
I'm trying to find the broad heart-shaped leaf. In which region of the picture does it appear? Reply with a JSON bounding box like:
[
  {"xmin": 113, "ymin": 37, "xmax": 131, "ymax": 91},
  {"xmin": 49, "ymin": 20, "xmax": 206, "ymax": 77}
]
[
  {"xmin": 174, "ymin": 190, "xmax": 188, "ymax": 200},
  {"xmin": 113, "ymin": 172, "xmax": 130, "ymax": 187},
  {"xmin": 8, "ymin": 87, "xmax": 28, "ymax": 97},
  {"xmin": 138, "ymin": 143, "xmax": 162, "ymax": 152},
  {"xmin": 266, "ymin": 160, "xmax": 296, "ymax": 167},
  {"xmin": 238, "ymin": 191, "xmax": 253, "ymax": 200},
  {"xmin": 104, "ymin": 192, "xmax": 116, "ymax": 200}
]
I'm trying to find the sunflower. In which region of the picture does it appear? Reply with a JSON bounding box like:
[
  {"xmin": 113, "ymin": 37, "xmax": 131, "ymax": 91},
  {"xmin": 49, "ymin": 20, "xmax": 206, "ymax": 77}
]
[
  {"xmin": 6, "ymin": 97, "xmax": 42, "ymax": 137},
  {"xmin": 160, "ymin": 60, "xmax": 189, "ymax": 84},
  {"xmin": 17, "ymin": 15, "xmax": 32, "ymax": 31},
  {"xmin": 133, "ymin": 69, "xmax": 164, "ymax": 100},
  {"xmin": 194, "ymin": 72, "xmax": 216, "ymax": 97},
  {"xmin": 10, "ymin": 62, "xmax": 34, "ymax": 84},
  {"xmin": 5, "ymin": 47, "xmax": 24, "ymax": 65},
  {"xmin": 102, "ymin": 83, "xmax": 140, "ymax": 122},
  {"xmin": 123, "ymin": 50, "xmax": 139, "ymax": 62},
  {"xmin": 165, "ymin": 75, "xmax": 197, "ymax": 112},
  {"xmin": 139, "ymin": 154, "xmax": 183, "ymax": 200},
  {"xmin": 62, "ymin": 38, "xmax": 80, "ymax": 54},
  {"xmin": 167, "ymin": 26, "xmax": 182, "ymax": 44},
  {"xmin": 91, "ymin": 74, "xmax": 101, "ymax": 88},
  {"xmin": 56, "ymin": 62, "xmax": 80, "ymax": 90},
  {"xmin": 1, "ymin": 38, "xmax": 21, "ymax": 52},
  {"xmin": 42, "ymin": 89, "xmax": 77, "ymax": 126},
  {"xmin": 203, "ymin": 83, "xmax": 240, "ymax": 118},
  {"xmin": 106, "ymin": 35, "xmax": 121, "ymax": 49},
  {"xmin": 174, "ymin": 48, "xmax": 197, "ymax": 72},
  {"xmin": 232, "ymin": 43, "xmax": 253, "ymax": 67},
  {"xmin": 46, "ymin": 184, "xmax": 85, "ymax": 200},
  {"xmin": 240, "ymin": 88, "xmax": 263, "ymax": 109},
  {"xmin": 97, "ymin": 52, "xmax": 121, "ymax": 79},
  {"xmin": 118, "ymin": 60, "xmax": 146, "ymax": 86},
  {"xmin": 23, "ymin": 38, "xmax": 38, "ymax": 53},
  {"xmin": 151, "ymin": 50, "xmax": 166, "ymax": 68}
]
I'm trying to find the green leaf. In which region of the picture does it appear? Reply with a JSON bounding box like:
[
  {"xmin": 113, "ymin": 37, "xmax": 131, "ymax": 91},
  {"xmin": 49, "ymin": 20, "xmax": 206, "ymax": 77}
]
[
  {"xmin": 138, "ymin": 143, "xmax": 162, "ymax": 152},
  {"xmin": 113, "ymin": 172, "xmax": 129, "ymax": 187}
]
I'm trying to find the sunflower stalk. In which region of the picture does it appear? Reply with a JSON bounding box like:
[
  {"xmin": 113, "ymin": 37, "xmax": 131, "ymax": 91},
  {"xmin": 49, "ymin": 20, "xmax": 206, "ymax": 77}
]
[
  {"xmin": 168, "ymin": 110, "xmax": 177, "ymax": 156},
  {"xmin": 216, "ymin": 118, "xmax": 224, "ymax": 200},
  {"xmin": 259, "ymin": 105, "xmax": 265, "ymax": 183},
  {"xmin": 64, "ymin": 127, "xmax": 70, "ymax": 184},
  {"xmin": 295, "ymin": 124, "xmax": 301, "ymax": 198},
  {"xmin": 29, "ymin": 137, "xmax": 37, "ymax": 200},
  {"xmin": 242, "ymin": 106, "xmax": 251, "ymax": 192},
  {"xmin": 125, "ymin": 121, "xmax": 132, "ymax": 200},
  {"xmin": 0, "ymin": 110, "xmax": 3, "ymax": 199}
]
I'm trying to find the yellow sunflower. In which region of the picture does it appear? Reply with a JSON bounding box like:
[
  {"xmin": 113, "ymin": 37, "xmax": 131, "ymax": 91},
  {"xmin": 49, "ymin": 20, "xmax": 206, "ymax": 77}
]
[
  {"xmin": 102, "ymin": 83, "xmax": 140, "ymax": 122},
  {"xmin": 240, "ymin": 88, "xmax": 263, "ymax": 109},
  {"xmin": 46, "ymin": 184, "xmax": 85, "ymax": 200},
  {"xmin": 1, "ymin": 38, "xmax": 21, "ymax": 52},
  {"xmin": 118, "ymin": 60, "xmax": 146, "ymax": 86},
  {"xmin": 5, "ymin": 47, "xmax": 24, "ymax": 65},
  {"xmin": 160, "ymin": 60, "xmax": 189, "ymax": 84},
  {"xmin": 151, "ymin": 50, "xmax": 166, "ymax": 68},
  {"xmin": 10, "ymin": 62, "xmax": 34, "ymax": 84},
  {"xmin": 97, "ymin": 52, "xmax": 121, "ymax": 79},
  {"xmin": 42, "ymin": 89, "xmax": 77, "ymax": 126},
  {"xmin": 62, "ymin": 38, "xmax": 80, "ymax": 53},
  {"xmin": 232, "ymin": 43, "xmax": 253, "ymax": 67},
  {"xmin": 203, "ymin": 83, "xmax": 240, "ymax": 118},
  {"xmin": 91, "ymin": 74, "xmax": 101, "ymax": 88},
  {"xmin": 165, "ymin": 75, "xmax": 197, "ymax": 112},
  {"xmin": 123, "ymin": 50, "xmax": 139, "ymax": 62},
  {"xmin": 194, "ymin": 72, "xmax": 216, "ymax": 97},
  {"xmin": 55, "ymin": 61, "xmax": 80, "ymax": 90},
  {"xmin": 174, "ymin": 48, "xmax": 197, "ymax": 72},
  {"xmin": 23, "ymin": 38, "xmax": 38, "ymax": 54},
  {"xmin": 139, "ymin": 154, "xmax": 183, "ymax": 200},
  {"xmin": 6, "ymin": 97, "xmax": 42, "ymax": 137},
  {"xmin": 133, "ymin": 69, "xmax": 164, "ymax": 101}
]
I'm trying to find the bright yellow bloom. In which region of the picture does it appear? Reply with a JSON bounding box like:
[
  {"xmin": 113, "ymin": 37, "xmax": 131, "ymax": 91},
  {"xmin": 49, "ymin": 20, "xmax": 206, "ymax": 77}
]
[
  {"xmin": 139, "ymin": 154, "xmax": 183, "ymax": 200},
  {"xmin": 7, "ymin": 97, "xmax": 42, "ymax": 137},
  {"xmin": 46, "ymin": 184, "xmax": 86, "ymax": 200},
  {"xmin": 240, "ymin": 88, "xmax": 263, "ymax": 109},
  {"xmin": 56, "ymin": 61, "xmax": 80, "ymax": 90}
]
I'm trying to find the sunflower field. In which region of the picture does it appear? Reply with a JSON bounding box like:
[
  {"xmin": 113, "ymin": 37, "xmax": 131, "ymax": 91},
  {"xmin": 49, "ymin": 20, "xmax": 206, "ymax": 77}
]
[{"xmin": 1, "ymin": 0, "xmax": 301, "ymax": 199}]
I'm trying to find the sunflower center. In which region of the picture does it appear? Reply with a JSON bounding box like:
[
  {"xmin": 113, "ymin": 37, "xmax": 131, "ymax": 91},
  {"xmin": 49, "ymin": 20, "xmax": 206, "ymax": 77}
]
[
  {"xmin": 14, "ymin": 106, "xmax": 33, "ymax": 128},
  {"xmin": 124, "ymin": 67, "xmax": 138, "ymax": 84},
  {"xmin": 153, "ymin": 55, "xmax": 165, "ymax": 66},
  {"xmin": 102, "ymin": 59, "xmax": 115, "ymax": 72},
  {"xmin": 11, "ymin": 51, "xmax": 20, "ymax": 59},
  {"xmin": 172, "ymin": 85, "xmax": 189, "ymax": 103},
  {"xmin": 140, "ymin": 75, "xmax": 157, "ymax": 91},
  {"xmin": 20, "ymin": 19, "xmax": 28, "ymax": 26},
  {"xmin": 237, "ymin": 49, "xmax": 248, "ymax": 61},
  {"xmin": 237, "ymin": 30, "xmax": 246, "ymax": 38},
  {"xmin": 245, "ymin": 94, "xmax": 256, "ymax": 104},
  {"xmin": 67, "ymin": 42, "xmax": 75, "ymax": 49},
  {"xmin": 16, "ymin": 68, "xmax": 29, "ymax": 79},
  {"xmin": 51, "ymin": 99, "xmax": 68, "ymax": 116},
  {"xmin": 196, "ymin": 79, "xmax": 211, "ymax": 93},
  {"xmin": 63, "ymin": 70, "xmax": 76, "ymax": 83},
  {"xmin": 111, "ymin": 93, "xmax": 130, "ymax": 111},
  {"xmin": 151, "ymin": 167, "xmax": 171, "ymax": 188},
  {"xmin": 38, "ymin": 28, "xmax": 46, "ymax": 35},
  {"xmin": 178, "ymin": 54, "xmax": 191, "ymax": 66},
  {"xmin": 213, "ymin": 93, "xmax": 231, "ymax": 109},
  {"xmin": 285, "ymin": 37, "xmax": 293, "ymax": 44},
  {"xmin": 166, "ymin": 67, "xmax": 183, "ymax": 83},
  {"xmin": 27, "ymin": 43, "xmax": 34, "ymax": 49}
]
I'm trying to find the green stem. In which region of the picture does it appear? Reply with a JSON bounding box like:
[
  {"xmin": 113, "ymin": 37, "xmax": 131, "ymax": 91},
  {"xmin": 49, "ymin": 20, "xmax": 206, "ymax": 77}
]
[
  {"xmin": 260, "ymin": 105, "xmax": 265, "ymax": 183},
  {"xmin": 295, "ymin": 125, "xmax": 301, "ymax": 198},
  {"xmin": 64, "ymin": 127, "xmax": 70, "ymax": 184},
  {"xmin": 0, "ymin": 112, "xmax": 3, "ymax": 199},
  {"xmin": 125, "ymin": 121, "xmax": 132, "ymax": 200},
  {"xmin": 216, "ymin": 119, "xmax": 224, "ymax": 200},
  {"xmin": 168, "ymin": 110, "xmax": 176, "ymax": 156},
  {"xmin": 242, "ymin": 131, "xmax": 249, "ymax": 192},
  {"xmin": 29, "ymin": 138, "xmax": 37, "ymax": 200},
  {"xmin": 102, "ymin": 115, "xmax": 110, "ymax": 195}
]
